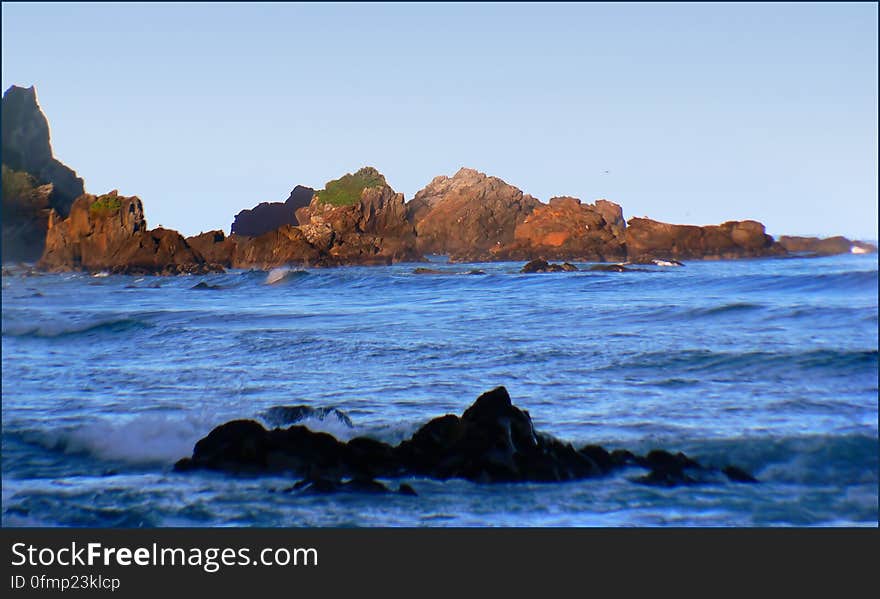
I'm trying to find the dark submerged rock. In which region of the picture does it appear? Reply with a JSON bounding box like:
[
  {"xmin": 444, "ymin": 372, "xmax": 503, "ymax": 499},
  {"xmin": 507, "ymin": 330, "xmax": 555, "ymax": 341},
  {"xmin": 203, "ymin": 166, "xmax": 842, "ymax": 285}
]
[
  {"xmin": 412, "ymin": 267, "xmax": 445, "ymax": 275},
  {"xmin": 632, "ymin": 450, "xmax": 704, "ymax": 487},
  {"xmin": 587, "ymin": 264, "xmax": 630, "ymax": 272},
  {"xmin": 286, "ymin": 474, "xmax": 395, "ymax": 496},
  {"xmin": 520, "ymin": 259, "xmax": 579, "ymax": 273},
  {"xmin": 397, "ymin": 483, "xmax": 418, "ymax": 496},
  {"xmin": 723, "ymin": 465, "xmax": 758, "ymax": 483}
]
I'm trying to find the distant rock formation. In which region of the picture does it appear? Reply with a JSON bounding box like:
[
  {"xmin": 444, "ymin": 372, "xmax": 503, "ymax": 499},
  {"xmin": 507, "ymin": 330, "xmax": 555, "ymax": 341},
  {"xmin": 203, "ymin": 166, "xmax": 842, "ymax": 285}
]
[
  {"xmin": 230, "ymin": 185, "xmax": 314, "ymax": 236},
  {"xmin": 39, "ymin": 191, "xmax": 220, "ymax": 274},
  {"xmin": 287, "ymin": 166, "xmax": 421, "ymax": 265},
  {"xmin": 1, "ymin": 85, "xmax": 85, "ymax": 261},
  {"xmin": 777, "ymin": 235, "xmax": 877, "ymax": 256},
  {"xmin": 407, "ymin": 168, "xmax": 541, "ymax": 262},
  {"xmin": 188, "ymin": 167, "xmax": 422, "ymax": 268},
  {"xmin": 625, "ymin": 217, "xmax": 786, "ymax": 261},
  {"xmin": 3, "ymin": 88, "xmax": 866, "ymax": 274},
  {"xmin": 493, "ymin": 197, "xmax": 627, "ymax": 262}
]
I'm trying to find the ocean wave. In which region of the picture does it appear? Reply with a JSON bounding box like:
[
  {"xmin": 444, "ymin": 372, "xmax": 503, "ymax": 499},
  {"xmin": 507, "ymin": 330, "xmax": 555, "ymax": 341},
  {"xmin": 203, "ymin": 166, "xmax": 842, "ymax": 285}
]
[
  {"xmin": 726, "ymin": 269, "xmax": 878, "ymax": 294},
  {"xmin": 259, "ymin": 405, "xmax": 355, "ymax": 434},
  {"xmin": 630, "ymin": 302, "xmax": 766, "ymax": 321},
  {"xmin": 688, "ymin": 302, "xmax": 765, "ymax": 317},
  {"xmin": 672, "ymin": 433, "xmax": 879, "ymax": 486},
  {"xmin": 265, "ymin": 268, "xmax": 310, "ymax": 285},
  {"xmin": 10, "ymin": 413, "xmax": 219, "ymax": 466},
  {"xmin": 1, "ymin": 316, "xmax": 151, "ymax": 339},
  {"xmin": 608, "ymin": 348, "xmax": 878, "ymax": 377}
]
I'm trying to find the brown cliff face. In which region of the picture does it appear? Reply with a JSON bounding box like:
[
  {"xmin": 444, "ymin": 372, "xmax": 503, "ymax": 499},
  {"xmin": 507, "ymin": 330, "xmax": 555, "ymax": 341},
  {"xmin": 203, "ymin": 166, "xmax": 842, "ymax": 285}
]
[
  {"xmin": 777, "ymin": 235, "xmax": 877, "ymax": 256},
  {"xmin": 625, "ymin": 217, "xmax": 785, "ymax": 261},
  {"xmin": 2, "ymin": 85, "xmax": 86, "ymax": 261},
  {"xmin": 38, "ymin": 191, "xmax": 220, "ymax": 274},
  {"xmin": 231, "ymin": 226, "xmax": 325, "ymax": 268},
  {"xmin": 492, "ymin": 197, "xmax": 627, "ymax": 262},
  {"xmin": 186, "ymin": 230, "xmax": 236, "ymax": 266},
  {"xmin": 407, "ymin": 168, "xmax": 541, "ymax": 261}
]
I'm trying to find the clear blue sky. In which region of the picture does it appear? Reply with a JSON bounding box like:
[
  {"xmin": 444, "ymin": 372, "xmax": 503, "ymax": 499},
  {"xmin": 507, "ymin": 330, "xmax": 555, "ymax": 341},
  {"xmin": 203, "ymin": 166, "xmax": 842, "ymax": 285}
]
[{"xmin": 2, "ymin": 2, "xmax": 877, "ymax": 239}]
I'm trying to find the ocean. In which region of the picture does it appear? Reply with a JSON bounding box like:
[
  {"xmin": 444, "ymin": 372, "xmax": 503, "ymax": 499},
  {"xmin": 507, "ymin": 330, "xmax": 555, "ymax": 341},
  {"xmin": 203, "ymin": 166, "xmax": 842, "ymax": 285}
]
[{"xmin": 2, "ymin": 253, "xmax": 877, "ymax": 527}]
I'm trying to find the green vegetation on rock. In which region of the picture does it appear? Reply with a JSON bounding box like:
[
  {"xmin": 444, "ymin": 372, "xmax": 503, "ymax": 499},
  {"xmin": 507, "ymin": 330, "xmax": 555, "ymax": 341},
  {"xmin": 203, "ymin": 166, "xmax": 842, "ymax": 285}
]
[
  {"xmin": 89, "ymin": 193, "xmax": 123, "ymax": 217},
  {"xmin": 1, "ymin": 165, "xmax": 37, "ymax": 200},
  {"xmin": 314, "ymin": 167, "xmax": 386, "ymax": 206}
]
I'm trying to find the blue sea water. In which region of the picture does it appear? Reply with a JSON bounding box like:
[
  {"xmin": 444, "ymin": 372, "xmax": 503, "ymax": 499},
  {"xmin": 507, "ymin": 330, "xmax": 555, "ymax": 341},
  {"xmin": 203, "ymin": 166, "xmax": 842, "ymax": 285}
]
[{"xmin": 1, "ymin": 254, "xmax": 877, "ymax": 527}]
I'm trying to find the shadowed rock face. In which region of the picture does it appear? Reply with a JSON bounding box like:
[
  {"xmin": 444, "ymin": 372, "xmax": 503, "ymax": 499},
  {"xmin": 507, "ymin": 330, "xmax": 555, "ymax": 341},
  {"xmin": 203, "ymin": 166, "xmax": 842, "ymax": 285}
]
[
  {"xmin": 1, "ymin": 166, "xmax": 54, "ymax": 262},
  {"xmin": 230, "ymin": 186, "xmax": 314, "ymax": 236},
  {"xmin": 2, "ymin": 85, "xmax": 86, "ymax": 261},
  {"xmin": 407, "ymin": 168, "xmax": 541, "ymax": 262},
  {"xmin": 625, "ymin": 217, "xmax": 786, "ymax": 261},
  {"xmin": 494, "ymin": 197, "xmax": 627, "ymax": 262},
  {"xmin": 38, "ymin": 191, "xmax": 221, "ymax": 275},
  {"xmin": 175, "ymin": 386, "xmax": 757, "ymax": 489},
  {"xmin": 777, "ymin": 235, "xmax": 877, "ymax": 256}
]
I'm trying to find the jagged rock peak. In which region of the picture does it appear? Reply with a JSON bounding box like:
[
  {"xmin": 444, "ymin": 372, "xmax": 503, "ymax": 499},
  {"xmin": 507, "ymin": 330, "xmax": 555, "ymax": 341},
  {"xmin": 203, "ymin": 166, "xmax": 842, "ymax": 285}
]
[{"xmin": 1, "ymin": 84, "xmax": 85, "ymax": 214}]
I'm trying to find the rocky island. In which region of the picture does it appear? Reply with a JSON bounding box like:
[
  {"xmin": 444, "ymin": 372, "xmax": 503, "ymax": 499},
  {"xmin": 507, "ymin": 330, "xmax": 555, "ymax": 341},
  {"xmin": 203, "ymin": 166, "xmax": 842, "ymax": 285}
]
[{"xmin": 2, "ymin": 84, "xmax": 875, "ymax": 272}]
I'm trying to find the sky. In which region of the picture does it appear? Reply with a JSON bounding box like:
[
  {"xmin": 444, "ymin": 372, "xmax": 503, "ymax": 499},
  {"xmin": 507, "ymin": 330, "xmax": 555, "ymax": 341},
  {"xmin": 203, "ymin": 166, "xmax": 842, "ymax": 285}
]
[{"xmin": 2, "ymin": 2, "xmax": 877, "ymax": 239}]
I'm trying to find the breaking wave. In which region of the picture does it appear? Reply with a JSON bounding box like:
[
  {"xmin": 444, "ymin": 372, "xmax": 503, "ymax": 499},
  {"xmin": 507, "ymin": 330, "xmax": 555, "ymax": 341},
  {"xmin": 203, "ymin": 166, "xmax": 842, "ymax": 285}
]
[{"xmin": 2, "ymin": 317, "xmax": 151, "ymax": 339}]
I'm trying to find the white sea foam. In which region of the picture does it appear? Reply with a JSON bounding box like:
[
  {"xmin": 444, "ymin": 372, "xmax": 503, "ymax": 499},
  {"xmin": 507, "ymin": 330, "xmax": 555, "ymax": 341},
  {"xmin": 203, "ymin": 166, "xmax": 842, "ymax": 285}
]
[
  {"xmin": 265, "ymin": 268, "xmax": 288, "ymax": 285},
  {"xmin": 265, "ymin": 267, "xmax": 309, "ymax": 285},
  {"xmin": 47, "ymin": 413, "xmax": 218, "ymax": 465}
]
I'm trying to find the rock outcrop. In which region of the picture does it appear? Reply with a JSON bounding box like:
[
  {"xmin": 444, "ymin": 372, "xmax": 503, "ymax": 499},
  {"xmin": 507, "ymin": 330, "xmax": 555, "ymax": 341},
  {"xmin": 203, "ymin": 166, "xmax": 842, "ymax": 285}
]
[
  {"xmin": 494, "ymin": 197, "xmax": 627, "ymax": 262},
  {"xmin": 186, "ymin": 230, "xmax": 236, "ymax": 266},
  {"xmin": 190, "ymin": 168, "xmax": 421, "ymax": 269},
  {"xmin": 407, "ymin": 168, "xmax": 541, "ymax": 261},
  {"xmin": 231, "ymin": 225, "xmax": 325, "ymax": 268},
  {"xmin": 625, "ymin": 217, "xmax": 786, "ymax": 261},
  {"xmin": 38, "ymin": 191, "xmax": 221, "ymax": 274},
  {"xmin": 230, "ymin": 185, "xmax": 314, "ymax": 236},
  {"xmin": 298, "ymin": 167, "xmax": 420, "ymax": 264},
  {"xmin": 2, "ymin": 85, "xmax": 85, "ymax": 261},
  {"xmin": 777, "ymin": 235, "xmax": 877, "ymax": 256},
  {"xmin": 175, "ymin": 386, "xmax": 757, "ymax": 488}
]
